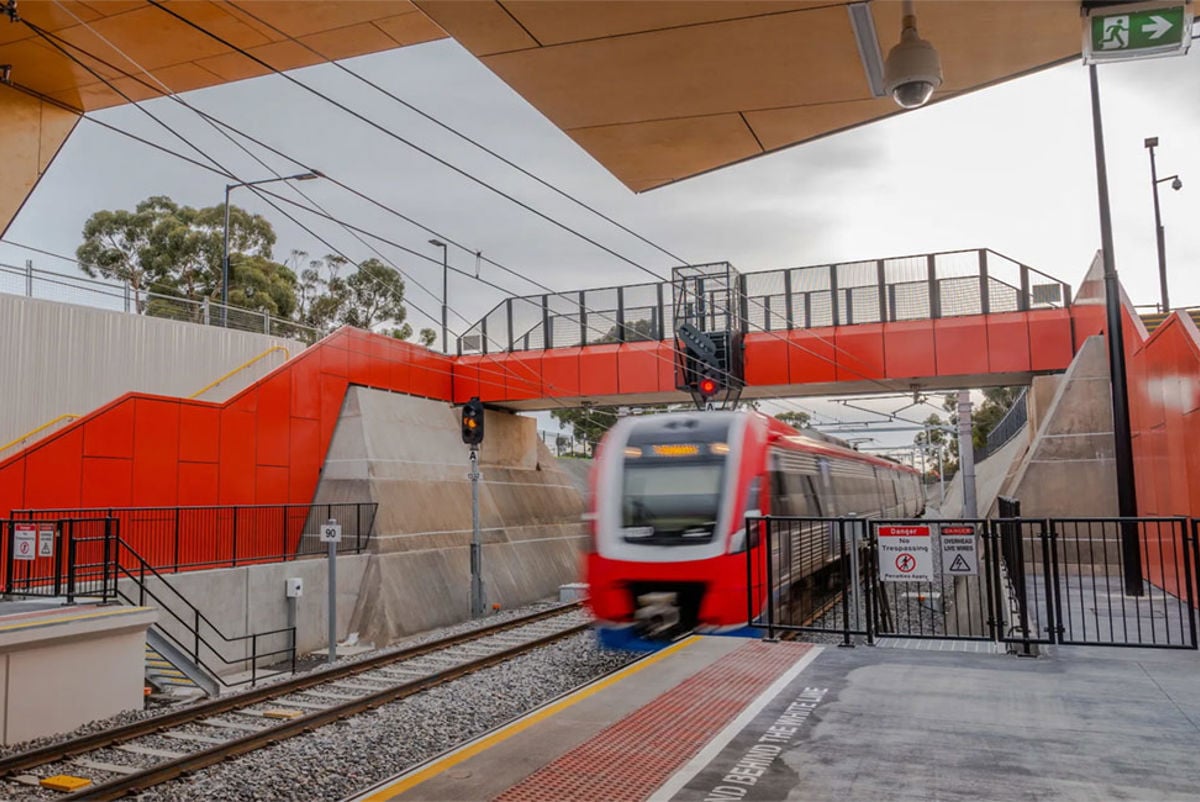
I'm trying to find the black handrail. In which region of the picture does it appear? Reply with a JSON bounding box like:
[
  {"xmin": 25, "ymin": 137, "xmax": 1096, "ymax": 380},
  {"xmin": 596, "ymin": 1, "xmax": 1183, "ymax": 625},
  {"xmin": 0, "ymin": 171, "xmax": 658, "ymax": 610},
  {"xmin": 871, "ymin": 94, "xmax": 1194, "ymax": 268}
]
[{"xmin": 115, "ymin": 538, "xmax": 296, "ymax": 688}]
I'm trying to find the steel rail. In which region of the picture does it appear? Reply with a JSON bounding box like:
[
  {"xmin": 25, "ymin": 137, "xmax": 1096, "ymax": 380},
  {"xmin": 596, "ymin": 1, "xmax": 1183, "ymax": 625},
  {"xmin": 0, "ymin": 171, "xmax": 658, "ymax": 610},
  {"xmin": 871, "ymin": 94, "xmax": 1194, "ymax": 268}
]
[
  {"xmin": 66, "ymin": 620, "xmax": 591, "ymax": 800},
  {"xmin": 0, "ymin": 602, "xmax": 581, "ymax": 778}
]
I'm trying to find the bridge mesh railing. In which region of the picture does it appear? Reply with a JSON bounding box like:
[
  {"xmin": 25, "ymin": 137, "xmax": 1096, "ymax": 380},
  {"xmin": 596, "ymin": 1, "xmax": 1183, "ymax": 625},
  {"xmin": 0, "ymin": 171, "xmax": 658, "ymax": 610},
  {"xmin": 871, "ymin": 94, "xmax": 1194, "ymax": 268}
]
[{"xmin": 457, "ymin": 248, "xmax": 1070, "ymax": 354}]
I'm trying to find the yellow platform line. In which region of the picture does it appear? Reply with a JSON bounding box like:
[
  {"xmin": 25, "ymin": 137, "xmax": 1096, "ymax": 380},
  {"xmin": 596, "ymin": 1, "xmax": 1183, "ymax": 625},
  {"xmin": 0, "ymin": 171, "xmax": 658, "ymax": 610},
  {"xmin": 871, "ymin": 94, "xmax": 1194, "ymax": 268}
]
[
  {"xmin": 359, "ymin": 636, "xmax": 699, "ymax": 802},
  {"xmin": 0, "ymin": 607, "xmax": 152, "ymax": 632}
]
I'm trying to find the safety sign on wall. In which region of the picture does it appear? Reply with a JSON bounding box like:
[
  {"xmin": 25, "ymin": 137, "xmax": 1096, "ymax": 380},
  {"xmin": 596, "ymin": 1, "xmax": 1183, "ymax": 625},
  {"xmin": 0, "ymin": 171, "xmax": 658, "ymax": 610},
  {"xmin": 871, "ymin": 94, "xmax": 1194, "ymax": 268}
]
[
  {"xmin": 877, "ymin": 525, "xmax": 933, "ymax": 582},
  {"xmin": 940, "ymin": 525, "xmax": 979, "ymax": 576},
  {"xmin": 13, "ymin": 523, "xmax": 37, "ymax": 561}
]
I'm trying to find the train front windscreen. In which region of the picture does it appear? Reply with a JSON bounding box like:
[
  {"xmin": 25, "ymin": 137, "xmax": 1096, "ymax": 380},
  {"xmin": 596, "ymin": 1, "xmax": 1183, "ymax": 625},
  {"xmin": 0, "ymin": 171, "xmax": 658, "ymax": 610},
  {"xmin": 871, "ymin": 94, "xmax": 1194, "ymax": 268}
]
[{"xmin": 620, "ymin": 456, "xmax": 725, "ymax": 544}]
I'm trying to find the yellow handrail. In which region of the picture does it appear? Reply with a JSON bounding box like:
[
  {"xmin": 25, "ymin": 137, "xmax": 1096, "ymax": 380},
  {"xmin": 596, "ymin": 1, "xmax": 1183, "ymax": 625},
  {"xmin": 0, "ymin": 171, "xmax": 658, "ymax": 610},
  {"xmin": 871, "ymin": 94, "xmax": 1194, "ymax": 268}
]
[
  {"xmin": 0, "ymin": 347, "xmax": 292, "ymax": 457},
  {"xmin": 0, "ymin": 413, "xmax": 81, "ymax": 454},
  {"xmin": 189, "ymin": 345, "xmax": 290, "ymax": 399}
]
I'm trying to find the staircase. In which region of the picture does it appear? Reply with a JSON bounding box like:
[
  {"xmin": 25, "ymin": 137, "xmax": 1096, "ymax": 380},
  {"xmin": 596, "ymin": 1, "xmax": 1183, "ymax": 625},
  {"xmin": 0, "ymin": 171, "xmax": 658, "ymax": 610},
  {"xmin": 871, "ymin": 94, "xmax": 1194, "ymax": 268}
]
[
  {"xmin": 144, "ymin": 628, "xmax": 218, "ymax": 698},
  {"xmin": 1140, "ymin": 308, "xmax": 1200, "ymax": 334}
]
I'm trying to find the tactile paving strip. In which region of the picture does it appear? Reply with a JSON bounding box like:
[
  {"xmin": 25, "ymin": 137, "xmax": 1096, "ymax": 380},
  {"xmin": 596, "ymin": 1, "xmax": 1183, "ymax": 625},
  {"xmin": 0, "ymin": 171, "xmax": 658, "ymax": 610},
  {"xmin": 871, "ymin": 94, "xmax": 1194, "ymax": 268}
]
[{"xmin": 494, "ymin": 640, "xmax": 812, "ymax": 802}]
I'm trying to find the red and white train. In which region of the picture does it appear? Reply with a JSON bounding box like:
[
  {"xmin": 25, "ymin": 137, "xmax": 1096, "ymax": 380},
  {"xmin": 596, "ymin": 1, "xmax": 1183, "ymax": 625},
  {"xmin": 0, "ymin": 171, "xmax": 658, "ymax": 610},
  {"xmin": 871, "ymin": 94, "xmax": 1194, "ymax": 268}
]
[{"xmin": 584, "ymin": 410, "xmax": 923, "ymax": 650}]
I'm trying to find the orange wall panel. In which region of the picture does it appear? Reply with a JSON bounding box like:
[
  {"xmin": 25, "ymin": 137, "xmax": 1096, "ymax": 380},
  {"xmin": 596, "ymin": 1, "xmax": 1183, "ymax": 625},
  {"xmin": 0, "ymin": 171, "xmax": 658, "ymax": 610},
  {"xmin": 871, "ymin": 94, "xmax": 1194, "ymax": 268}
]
[
  {"xmin": 452, "ymin": 355, "xmax": 484, "ymax": 403},
  {"xmin": 288, "ymin": 357, "xmax": 323, "ymax": 420},
  {"xmin": 985, "ymin": 313, "xmax": 1031, "ymax": 374},
  {"xmin": 933, "ymin": 317, "xmax": 988, "ymax": 377},
  {"xmin": 617, "ymin": 342, "xmax": 665, "ymax": 395},
  {"xmin": 256, "ymin": 373, "xmax": 292, "ymax": 467},
  {"xmin": 255, "ymin": 465, "xmax": 290, "ymax": 505},
  {"xmin": 1028, "ymin": 309, "xmax": 1074, "ymax": 372},
  {"xmin": 834, "ymin": 324, "xmax": 885, "ymax": 383},
  {"xmin": 23, "ymin": 428, "xmax": 84, "ymax": 511},
  {"xmin": 787, "ymin": 328, "xmax": 836, "ymax": 384},
  {"xmin": 83, "ymin": 399, "xmax": 135, "ymax": 459},
  {"xmin": 507, "ymin": 352, "xmax": 545, "ymax": 401},
  {"xmin": 81, "ymin": 456, "xmax": 133, "ymax": 508},
  {"xmin": 0, "ymin": 463, "xmax": 24, "ymax": 521},
  {"xmin": 653, "ymin": 342, "xmax": 676, "ymax": 392},
  {"xmin": 579, "ymin": 345, "xmax": 619, "ymax": 397},
  {"xmin": 541, "ymin": 348, "xmax": 582, "ymax": 398},
  {"xmin": 881, "ymin": 321, "xmax": 935, "ymax": 380},
  {"xmin": 743, "ymin": 333, "xmax": 789, "ymax": 387},
  {"xmin": 320, "ymin": 338, "xmax": 349, "ymax": 378},
  {"xmin": 218, "ymin": 409, "xmax": 256, "ymax": 505},
  {"xmin": 408, "ymin": 349, "xmax": 454, "ymax": 400},
  {"xmin": 479, "ymin": 355, "xmax": 512, "ymax": 402},
  {"xmin": 178, "ymin": 404, "xmax": 221, "ymax": 463},
  {"xmin": 131, "ymin": 399, "xmax": 180, "ymax": 505}
]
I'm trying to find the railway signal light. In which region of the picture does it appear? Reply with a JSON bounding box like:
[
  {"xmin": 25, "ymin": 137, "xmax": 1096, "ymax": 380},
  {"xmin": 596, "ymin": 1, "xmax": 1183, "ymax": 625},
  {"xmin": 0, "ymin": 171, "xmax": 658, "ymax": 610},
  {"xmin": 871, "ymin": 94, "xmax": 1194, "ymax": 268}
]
[
  {"xmin": 698, "ymin": 376, "xmax": 719, "ymax": 399},
  {"xmin": 461, "ymin": 397, "xmax": 485, "ymax": 446}
]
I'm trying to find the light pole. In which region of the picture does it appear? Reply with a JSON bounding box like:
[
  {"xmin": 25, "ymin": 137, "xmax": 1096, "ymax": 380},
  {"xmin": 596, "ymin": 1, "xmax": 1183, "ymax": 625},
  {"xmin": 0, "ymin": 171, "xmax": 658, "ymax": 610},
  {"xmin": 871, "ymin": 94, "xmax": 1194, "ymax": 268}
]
[
  {"xmin": 429, "ymin": 239, "xmax": 448, "ymax": 353},
  {"xmin": 222, "ymin": 171, "xmax": 321, "ymax": 325},
  {"xmin": 1144, "ymin": 137, "xmax": 1183, "ymax": 314}
]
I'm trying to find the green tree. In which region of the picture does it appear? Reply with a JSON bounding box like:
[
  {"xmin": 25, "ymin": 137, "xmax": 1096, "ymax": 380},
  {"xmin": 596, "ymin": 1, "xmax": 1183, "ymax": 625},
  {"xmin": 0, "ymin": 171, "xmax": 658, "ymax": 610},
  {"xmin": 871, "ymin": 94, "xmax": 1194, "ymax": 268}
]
[
  {"xmin": 294, "ymin": 254, "xmax": 427, "ymax": 342},
  {"xmin": 76, "ymin": 195, "xmax": 293, "ymax": 320},
  {"xmin": 774, "ymin": 410, "xmax": 811, "ymax": 429}
]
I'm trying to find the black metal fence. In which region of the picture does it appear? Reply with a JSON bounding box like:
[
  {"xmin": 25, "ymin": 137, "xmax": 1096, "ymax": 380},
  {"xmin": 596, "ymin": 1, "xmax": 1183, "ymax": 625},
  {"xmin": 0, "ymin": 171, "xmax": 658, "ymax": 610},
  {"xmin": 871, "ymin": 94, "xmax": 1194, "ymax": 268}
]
[
  {"xmin": 11, "ymin": 502, "xmax": 377, "ymax": 574},
  {"xmin": 460, "ymin": 248, "xmax": 1071, "ymax": 355},
  {"xmin": 1, "ymin": 518, "xmax": 118, "ymax": 601},
  {"xmin": 749, "ymin": 508, "xmax": 1199, "ymax": 651}
]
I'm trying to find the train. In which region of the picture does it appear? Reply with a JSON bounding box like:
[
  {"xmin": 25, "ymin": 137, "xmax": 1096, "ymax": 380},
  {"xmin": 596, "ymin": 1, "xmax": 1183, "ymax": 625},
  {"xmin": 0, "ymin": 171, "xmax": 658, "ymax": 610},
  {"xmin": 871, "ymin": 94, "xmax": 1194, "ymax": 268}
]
[{"xmin": 584, "ymin": 410, "xmax": 924, "ymax": 650}]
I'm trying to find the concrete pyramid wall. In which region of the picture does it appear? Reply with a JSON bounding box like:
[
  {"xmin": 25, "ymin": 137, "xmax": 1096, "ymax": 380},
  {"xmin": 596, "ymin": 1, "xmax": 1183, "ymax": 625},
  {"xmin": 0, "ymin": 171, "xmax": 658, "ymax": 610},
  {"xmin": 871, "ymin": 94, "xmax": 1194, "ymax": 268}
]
[{"xmin": 318, "ymin": 387, "xmax": 586, "ymax": 646}]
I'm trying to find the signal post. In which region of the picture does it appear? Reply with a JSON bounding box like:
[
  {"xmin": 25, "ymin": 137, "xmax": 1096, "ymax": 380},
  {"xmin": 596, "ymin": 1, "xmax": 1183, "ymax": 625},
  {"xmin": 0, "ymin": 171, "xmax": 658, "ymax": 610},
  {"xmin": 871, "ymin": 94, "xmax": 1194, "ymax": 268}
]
[{"xmin": 461, "ymin": 397, "xmax": 486, "ymax": 618}]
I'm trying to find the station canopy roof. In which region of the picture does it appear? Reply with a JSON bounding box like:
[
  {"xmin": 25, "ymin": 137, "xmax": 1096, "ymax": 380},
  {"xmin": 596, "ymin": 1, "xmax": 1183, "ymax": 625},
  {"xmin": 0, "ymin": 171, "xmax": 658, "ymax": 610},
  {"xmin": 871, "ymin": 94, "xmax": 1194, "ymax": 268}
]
[{"xmin": 4, "ymin": 0, "xmax": 1084, "ymax": 192}]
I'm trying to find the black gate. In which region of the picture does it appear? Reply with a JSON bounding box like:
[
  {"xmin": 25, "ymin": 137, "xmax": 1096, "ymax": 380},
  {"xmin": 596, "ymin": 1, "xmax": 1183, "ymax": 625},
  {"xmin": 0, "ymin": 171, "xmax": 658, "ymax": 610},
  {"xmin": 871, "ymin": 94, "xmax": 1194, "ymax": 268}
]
[
  {"xmin": 2, "ymin": 518, "xmax": 119, "ymax": 602},
  {"xmin": 749, "ymin": 507, "xmax": 1199, "ymax": 651}
]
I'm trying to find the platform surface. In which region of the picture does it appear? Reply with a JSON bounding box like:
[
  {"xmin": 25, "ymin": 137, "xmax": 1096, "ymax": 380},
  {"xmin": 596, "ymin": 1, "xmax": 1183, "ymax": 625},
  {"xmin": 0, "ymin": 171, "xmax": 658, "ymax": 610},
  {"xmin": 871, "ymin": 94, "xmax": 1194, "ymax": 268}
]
[{"xmin": 357, "ymin": 636, "xmax": 1200, "ymax": 802}]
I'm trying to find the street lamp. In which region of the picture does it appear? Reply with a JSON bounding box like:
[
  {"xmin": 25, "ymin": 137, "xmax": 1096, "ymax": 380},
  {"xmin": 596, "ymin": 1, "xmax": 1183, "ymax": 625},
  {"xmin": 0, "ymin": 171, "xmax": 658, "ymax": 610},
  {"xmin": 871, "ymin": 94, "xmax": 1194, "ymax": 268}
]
[
  {"xmin": 222, "ymin": 171, "xmax": 322, "ymax": 325},
  {"xmin": 1144, "ymin": 137, "xmax": 1183, "ymax": 313},
  {"xmin": 429, "ymin": 239, "xmax": 448, "ymax": 353}
]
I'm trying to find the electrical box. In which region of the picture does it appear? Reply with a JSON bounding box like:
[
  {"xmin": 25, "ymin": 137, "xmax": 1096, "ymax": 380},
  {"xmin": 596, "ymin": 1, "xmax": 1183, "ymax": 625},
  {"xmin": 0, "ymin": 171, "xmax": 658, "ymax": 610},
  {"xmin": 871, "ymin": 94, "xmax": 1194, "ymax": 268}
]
[{"xmin": 286, "ymin": 577, "xmax": 303, "ymax": 598}]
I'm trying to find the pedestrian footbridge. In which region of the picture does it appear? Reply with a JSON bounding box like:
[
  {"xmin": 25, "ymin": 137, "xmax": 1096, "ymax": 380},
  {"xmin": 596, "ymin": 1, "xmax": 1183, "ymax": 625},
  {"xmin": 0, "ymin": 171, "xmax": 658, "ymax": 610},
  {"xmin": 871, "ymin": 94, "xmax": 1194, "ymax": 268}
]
[{"xmin": 0, "ymin": 247, "xmax": 1086, "ymax": 518}]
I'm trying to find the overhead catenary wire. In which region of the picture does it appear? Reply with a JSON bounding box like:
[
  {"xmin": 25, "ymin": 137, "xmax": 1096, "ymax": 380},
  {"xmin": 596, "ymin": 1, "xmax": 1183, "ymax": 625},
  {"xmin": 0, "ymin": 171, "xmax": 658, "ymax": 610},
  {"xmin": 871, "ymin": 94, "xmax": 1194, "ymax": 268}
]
[
  {"xmin": 143, "ymin": 0, "xmax": 909, "ymax": 394},
  {"xmin": 15, "ymin": 6, "xmax": 887, "ymax": 426},
  {"xmin": 11, "ymin": 15, "xmax": 838, "ymax": 427}
]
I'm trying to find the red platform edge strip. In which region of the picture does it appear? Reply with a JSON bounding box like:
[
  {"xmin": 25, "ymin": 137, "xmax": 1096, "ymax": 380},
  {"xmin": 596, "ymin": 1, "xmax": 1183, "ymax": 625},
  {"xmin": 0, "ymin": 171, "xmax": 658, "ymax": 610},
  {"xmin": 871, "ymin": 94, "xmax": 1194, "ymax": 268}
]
[{"xmin": 494, "ymin": 640, "xmax": 813, "ymax": 802}]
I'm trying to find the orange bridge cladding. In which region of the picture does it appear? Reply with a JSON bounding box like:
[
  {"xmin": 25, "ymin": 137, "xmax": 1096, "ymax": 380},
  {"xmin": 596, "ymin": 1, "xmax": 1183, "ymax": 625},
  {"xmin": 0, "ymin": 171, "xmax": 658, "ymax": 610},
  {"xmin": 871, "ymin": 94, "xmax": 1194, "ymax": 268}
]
[{"xmin": 2, "ymin": 280, "xmax": 1199, "ymax": 573}]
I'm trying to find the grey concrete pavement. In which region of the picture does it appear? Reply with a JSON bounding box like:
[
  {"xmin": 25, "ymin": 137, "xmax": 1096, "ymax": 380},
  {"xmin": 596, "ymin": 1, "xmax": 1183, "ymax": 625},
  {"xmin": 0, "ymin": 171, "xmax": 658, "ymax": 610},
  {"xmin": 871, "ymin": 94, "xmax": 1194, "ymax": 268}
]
[{"xmin": 673, "ymin": 642, "xmax": 1200, "ymax": 801}]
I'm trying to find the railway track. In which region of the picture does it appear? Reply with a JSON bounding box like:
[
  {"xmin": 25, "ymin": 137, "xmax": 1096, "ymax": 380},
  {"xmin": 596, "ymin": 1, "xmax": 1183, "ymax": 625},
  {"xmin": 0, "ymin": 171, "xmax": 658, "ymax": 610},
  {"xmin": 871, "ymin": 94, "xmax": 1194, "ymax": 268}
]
[{"xmin": 0, "ymin": 603, "xmax": 588, "ymax": 800}]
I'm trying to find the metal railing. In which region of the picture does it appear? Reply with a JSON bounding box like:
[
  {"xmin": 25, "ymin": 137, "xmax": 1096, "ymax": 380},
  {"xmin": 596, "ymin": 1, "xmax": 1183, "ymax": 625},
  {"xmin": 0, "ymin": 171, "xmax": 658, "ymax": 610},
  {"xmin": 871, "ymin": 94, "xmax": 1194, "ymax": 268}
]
[
  {"xmin": 974, "ymin": 388, "xmax": 1029, "ymax": 464},
  {"xmin": 0, "ymin": 260, "xmax": 321, "ymax": 343},
  {"xmin": 12, "ymin": 502, "xmax": 378, "ymax": 574},
  {"xmin": 748, "ymin": 507, "xmax": 1199, "ymax": 651},
  {"xmin": 458, "ymin": 248, "xmax": 1071, "ymax": 355},
  {"xmin": 1, "ymin": 518, "xmax": 118, "ymax": 602},
  {"xmin": 116, "ymin": 539, "xmax": 295, "ymax": 688}
]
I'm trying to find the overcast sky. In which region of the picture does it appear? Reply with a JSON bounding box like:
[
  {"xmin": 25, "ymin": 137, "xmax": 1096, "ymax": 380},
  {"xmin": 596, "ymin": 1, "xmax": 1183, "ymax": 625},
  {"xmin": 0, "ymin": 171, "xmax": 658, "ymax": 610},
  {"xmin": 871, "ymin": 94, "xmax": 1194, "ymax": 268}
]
[{"xmin": 1, "ymin": 31, "xmax": 1197, "ymax": 452}]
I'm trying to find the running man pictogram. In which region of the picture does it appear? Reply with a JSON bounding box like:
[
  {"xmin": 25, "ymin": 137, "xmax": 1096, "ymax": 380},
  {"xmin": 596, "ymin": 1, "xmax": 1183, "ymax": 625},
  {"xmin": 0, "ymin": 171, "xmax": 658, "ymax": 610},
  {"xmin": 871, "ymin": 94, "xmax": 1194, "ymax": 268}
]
[{"xmin": 895, "ymin": 553, "xmax": 916, "ymax": 573}]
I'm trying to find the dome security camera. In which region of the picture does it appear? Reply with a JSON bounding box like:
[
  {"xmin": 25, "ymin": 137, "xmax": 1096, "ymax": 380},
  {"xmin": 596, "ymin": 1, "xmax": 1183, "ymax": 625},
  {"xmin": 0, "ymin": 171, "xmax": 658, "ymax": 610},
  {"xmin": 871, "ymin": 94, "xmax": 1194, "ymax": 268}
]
[
  {"xmin": 1171, "ymin": 177, "xmax": 1183, "ymax": 191},
  {"xmin": 884, "ymin": 19, "xmax": 942, "ymax": 109}
]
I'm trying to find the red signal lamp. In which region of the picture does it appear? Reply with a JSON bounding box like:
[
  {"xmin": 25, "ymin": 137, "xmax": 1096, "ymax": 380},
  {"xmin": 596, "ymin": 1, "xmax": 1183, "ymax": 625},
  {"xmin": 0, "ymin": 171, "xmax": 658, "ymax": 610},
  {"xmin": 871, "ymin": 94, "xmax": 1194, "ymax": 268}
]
[{"xmin": 698, "ymin": 377, "xmax": 718, "ymax": 397}]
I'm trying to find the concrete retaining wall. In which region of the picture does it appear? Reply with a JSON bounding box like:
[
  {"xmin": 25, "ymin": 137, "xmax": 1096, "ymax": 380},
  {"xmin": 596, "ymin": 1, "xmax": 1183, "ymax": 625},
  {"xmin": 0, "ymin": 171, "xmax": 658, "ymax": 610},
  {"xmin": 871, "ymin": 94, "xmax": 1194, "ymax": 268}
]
[
  {"xmin": 118, "ymin": 555, "xmax": 370, "ymax": 676},
  {"xmin": 1001, "ymin": 336, "xmax": 1117, "ymax": 518},
  {"xmin": 319, "ymin": 387, "xmax": 586, "ymax": 647}
]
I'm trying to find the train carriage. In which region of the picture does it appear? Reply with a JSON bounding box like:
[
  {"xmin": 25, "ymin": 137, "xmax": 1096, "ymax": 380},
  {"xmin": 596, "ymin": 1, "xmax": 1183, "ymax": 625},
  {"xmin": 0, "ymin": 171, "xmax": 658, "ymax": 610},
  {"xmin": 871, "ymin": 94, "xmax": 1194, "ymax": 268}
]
[{"xmin": 585, "ymin": 410, "xmax": 922, "ymax": 650}]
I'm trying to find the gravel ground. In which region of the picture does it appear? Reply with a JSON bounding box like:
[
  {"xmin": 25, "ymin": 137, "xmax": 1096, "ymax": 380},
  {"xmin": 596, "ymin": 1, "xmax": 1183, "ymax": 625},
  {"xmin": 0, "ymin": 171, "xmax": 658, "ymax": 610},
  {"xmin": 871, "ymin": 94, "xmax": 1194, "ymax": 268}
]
[
  {"xmin": 136, "ymin": 632, "xmax": 634, "ymax": 802},
  {"xmin": 0, "ymin": 600, "xmax": 634, "ymax": 802}
]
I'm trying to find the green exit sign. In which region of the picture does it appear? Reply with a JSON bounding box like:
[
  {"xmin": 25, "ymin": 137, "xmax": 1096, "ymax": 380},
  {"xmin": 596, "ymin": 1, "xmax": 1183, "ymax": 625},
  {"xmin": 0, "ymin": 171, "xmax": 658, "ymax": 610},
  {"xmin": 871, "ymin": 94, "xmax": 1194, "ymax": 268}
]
[{"xmin": 1084, "ymin": 1, "xmax": 1193, "ymax": 63}]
